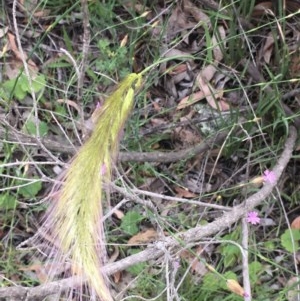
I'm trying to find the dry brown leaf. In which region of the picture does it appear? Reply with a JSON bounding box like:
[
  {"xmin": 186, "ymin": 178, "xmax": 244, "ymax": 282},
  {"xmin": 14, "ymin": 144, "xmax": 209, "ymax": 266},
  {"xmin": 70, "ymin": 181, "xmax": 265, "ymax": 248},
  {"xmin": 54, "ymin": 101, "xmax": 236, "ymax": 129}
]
[
  {"xmin": 191, "ymin": 259, "xmax": 207, "ymax": 276},
  {"xmin": 21, "ymin": 261, "xmax": 69, "ymax": 283},
  {"xmin": 152, "ymin": 101, "xmax": 162, "ymax": 112},
  {"xmin": 150, "ymin": 117, "xmax": 167, "ymax": 126},
  {"xmin": 127, "ymin": 228, "xmax": 159, "ymax": 245},
  {"xmin": 120, "ymin": 34, "xmax": 128, "ymax": 47},
  {"xmin": 32, "ymin": 9, "xmax": 51, "ymax": 18},
  {"xmin": 167, "ymin": 4, "xmax": 196, "ymax": 41},
  {"xmin": 20, "ymin": 263, "xmax": 48, "ymax": 283},
  {"xmin": 198, "ymin": 64, "xmax": 217, "ymax": 84},
  {"xmin": 7, "ymin": 32, "xmax": 38, "ymax": 72},
  {"xmin": 196, "ymin": 65, "xmax": 218, "ymax": 108},
  {"xmin": 164, "ymin": 48, "xmax": 192, "ymax": 60},
  {"xmin": 290, "ymin": 51, "xmax": 300, "ymax": 77},
  {"xmin": 226, "ymin": 279, "xmax": 246, "ymax": 297},
  {"xmin": 261, "ymin": 32, "xmax": 275, "ymax": 64},
  {"xmin": 196, "ymin": 66, "xmax": 225, "ymax": 110},
  {"xmin": 178, "ymin": 89, "xmax": 228, "ymax": 110},
  {"xmin": 211, "ymin": 97, "xmax": 231, "ymax": 111},
  {"xmin": 180, "ymin": 246, "xmax": 208, "ymax": 276},
  {"xmin": 168, "ymin": 64, "xmax": 188, "ymax": 75},
  {"xmin": 173, "ymin": 127, "xmax": 201, "ymax": 146},
  {"xmin": 252, "ymin": 1, "xmax": 273, "ymax": 17},
  {"xmin": 183, "ymin": 0, "xmax": 211, "ymax": 27},
  {"xmin": 291, "ymin": 216, "xmax": 300, "ymax": 229},
  {"xmin": 122, "ymin": 1, "xmax": 150, "ymax": 16},
  {"xmin": 177, "ymin": 26, "xmax": 228, "ymax": 111},
  {"xmin": 113, "ymin": 271, "xmax": 122, "ymax": 284},
  {"xmin": 205, "ymin": 90, "xmax": 228, "ymax": 110},
  {"xmin": 5, "ymin": 60, "xmax": 24, "ymax": 80},
  {"xmin": 212, "ymin": 26, "xmax": 226, "ymax": 62},
  {"xmin": 113, "ymin": 209, "xmax": 124, "ymax": 220},
  {"xmin": 57, "ymin": 99, "xmax": 83, "ymax": 115},
  {"xmin": 177, "ymin": 65, "xmax": 217, "ymax": 110},
  {"xmin": 174, "ymin": 186, "xmax": 197, "ymax": 198},
  {"xmin": 177, "ymin": 90, "xmax": 206, "ymax": 110},
  {"xmin": 198, "ymin": 27, "xmax": 228, "ymax": 110}
]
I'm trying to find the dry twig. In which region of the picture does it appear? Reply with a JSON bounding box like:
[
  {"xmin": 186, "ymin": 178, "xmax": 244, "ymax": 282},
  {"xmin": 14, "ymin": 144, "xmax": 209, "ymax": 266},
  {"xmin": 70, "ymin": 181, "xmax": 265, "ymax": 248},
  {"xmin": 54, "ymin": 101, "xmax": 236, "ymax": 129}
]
[{"xmin": 0, "ymin": 121, "xmax": 228, "ymax": 162}]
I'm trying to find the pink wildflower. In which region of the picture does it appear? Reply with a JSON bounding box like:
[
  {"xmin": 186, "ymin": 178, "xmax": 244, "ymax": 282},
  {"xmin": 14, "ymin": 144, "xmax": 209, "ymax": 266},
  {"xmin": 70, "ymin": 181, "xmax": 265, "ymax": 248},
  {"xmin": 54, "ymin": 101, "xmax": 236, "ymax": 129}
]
[
  {"xmin": 263, "ymin": 170, "xmax": 276, "ymax": 184},
  {"xmin": 246, "ymin": 211, "xmax": 260, "ymax": 225}
]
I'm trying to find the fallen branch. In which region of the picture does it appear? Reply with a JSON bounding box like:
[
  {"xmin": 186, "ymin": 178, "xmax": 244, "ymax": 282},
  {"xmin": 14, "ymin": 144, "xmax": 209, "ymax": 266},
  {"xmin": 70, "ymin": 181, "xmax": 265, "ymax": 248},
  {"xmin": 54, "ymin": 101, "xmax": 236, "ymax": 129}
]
[
  {"xmin": 0, "ymin": 121, "xmax": 228, "ymax": 163},
  {"xmin": 0, "ymin": 126, "xmax": 296, "ymax": 300}
]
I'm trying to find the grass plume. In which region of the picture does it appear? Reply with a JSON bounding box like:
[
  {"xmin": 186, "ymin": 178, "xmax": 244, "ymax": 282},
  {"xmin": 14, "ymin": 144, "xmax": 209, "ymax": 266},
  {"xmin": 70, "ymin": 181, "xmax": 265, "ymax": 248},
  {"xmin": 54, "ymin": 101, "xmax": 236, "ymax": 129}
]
[{"xmin": 42, "ymin": 73, "xmax": 142, "ymax": 300}]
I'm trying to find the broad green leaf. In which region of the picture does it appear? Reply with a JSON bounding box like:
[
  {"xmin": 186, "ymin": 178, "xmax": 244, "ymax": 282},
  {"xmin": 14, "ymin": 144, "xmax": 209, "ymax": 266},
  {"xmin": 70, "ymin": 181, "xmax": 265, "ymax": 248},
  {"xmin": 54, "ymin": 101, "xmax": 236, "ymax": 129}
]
[
  {"xmin": 24, "ymin": 120, "xmax": 48, "ymax": 137},
  {"xmin": 222, "ymin": 244, "xmax": 240, "ymax": 268},
  {"xmin": 1, "ymin": 73, "xmax": 45, "ymax": 101},
  {"xmin": 218, "ymin": 228, "xmax": 241, "ymax": 267},
  {"xmin": 0, "ymin": 193, "xmax": 17, "ymax": 210},
  {"xmin": 249, "ymin": 261, "xmax": 262, "ymax": 283},
  {"xmin": 264, "ymin": 241, "xmax": 275, "ymax": 251},
  {"xmin": 120, "ymin": 211, "xmax": 143, "ymax": 235},
  {"xmin": 202, "ymin": 272, "xmax": 220, "ymax": 291},
  {"xmin": 2, "ymin": 78, "xmax": 26, "ymax": 100},
  {"xmin": 18, "ymin": 179, "xmax": 42, "ymax": 198},
  {"xmin": 280, "ymin": 229, "xmax": 300, "ymax": 253},
  {"xmin": 31, "ymin": 74, "xmax": 46, "ymax": 93}
]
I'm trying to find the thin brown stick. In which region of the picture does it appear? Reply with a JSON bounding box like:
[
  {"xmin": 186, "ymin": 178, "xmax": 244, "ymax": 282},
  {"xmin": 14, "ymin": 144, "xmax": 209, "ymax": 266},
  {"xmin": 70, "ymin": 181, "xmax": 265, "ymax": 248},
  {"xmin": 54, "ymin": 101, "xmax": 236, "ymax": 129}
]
[
  {"xmin": 0, "ymin": 126, "xmax": 296, "ymax": 300},
  {"xmin": 0, "ymin": 121, "xmax": 228, "ymax": 163}
]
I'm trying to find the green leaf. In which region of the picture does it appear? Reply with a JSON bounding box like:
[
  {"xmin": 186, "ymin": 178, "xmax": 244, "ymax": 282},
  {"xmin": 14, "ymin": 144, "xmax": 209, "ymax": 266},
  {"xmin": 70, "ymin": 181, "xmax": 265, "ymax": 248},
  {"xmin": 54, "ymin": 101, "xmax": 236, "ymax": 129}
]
[
  {"xmin": 218, "ymin": 228, "xmax": 241, "ymax": 268},
  {"xmin": 202, "ymin": 272, "xmax": 220, "ymax": 291},
  {"xmin": 120, "ymin": 210, "xmax": 143, "ymax": 235},
  {"xmin": 18, "ymin": 178, "xmax": 42, "ymax": 198},
  {"xmin": 264, "ymin": 240, "xmax": 275, "ymax": 251},
  {"xmin": 280, "ymin": 229, "xmax": 300, "ymax": 253},
  {"xmin": 24, "ymin": 120, "xmax": 48, "ymax": 137},
  {"xmin": 31, "ymin": 74, "xmax": 46, "ymax": 93},
  {"xmin": 1, "ymin": 73, "xmax": 45, "ymax": 101},
  {"xmin": 249, "ymin": 261, "xmax": 262, "ymax": 283},
  {"xmin": 0, "ymin": 193, "xmax": 17, "ymax": 210},
  {"xmin": 2, "ymin": 77, "xmax": 26, "ymax": 100},
  {"xmin": 221, "ymin": 244, "xmax": 240, "ymax": 268},
  {"xmin": 97, "ymin": 39, "xmax": 110, "ymax": 50}
]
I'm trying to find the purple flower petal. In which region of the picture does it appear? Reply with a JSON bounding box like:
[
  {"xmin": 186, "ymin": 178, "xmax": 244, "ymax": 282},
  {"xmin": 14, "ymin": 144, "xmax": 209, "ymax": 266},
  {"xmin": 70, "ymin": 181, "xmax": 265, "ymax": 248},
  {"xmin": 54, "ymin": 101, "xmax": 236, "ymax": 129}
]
[
  {"xmin": 246, "ymin": 211, "xmax": 260, "ymax": 225},
  {"xmin": 263, "ymin": 170, "xmax": 276, "ymax": 184}
]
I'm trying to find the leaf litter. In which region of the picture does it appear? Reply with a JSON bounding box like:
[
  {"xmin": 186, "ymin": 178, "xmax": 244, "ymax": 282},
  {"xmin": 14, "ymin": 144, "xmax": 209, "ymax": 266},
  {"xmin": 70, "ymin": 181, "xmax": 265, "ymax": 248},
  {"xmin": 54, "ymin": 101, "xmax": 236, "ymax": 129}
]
[{"xmin": 1, "ymin": 0, "xmax": 300, "ymax": 300}]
